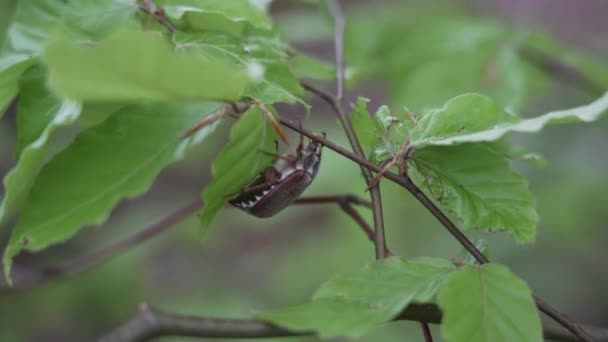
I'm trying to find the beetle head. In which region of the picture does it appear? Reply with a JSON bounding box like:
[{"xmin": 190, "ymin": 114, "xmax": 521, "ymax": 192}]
[{"xmin": 301, "ymin": 137, "xmax": 323, "ymax": 177}]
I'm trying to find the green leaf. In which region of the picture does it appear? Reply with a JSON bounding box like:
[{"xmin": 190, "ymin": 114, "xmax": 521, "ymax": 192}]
[
  {"xmin": 0, "ymin": 60, "xmax": 33, "ymax": 115},
  {"xmin": 260, "ymin": 257, "xmax": 454, "ymax": 338},
  {"xmin": 0, "ymin": 0, "xmax": 64, "ymax": 63},
  {"xmin": 198, "ymin": 105, "xmax": 277, "ymax": 232},
  {"xmin": 288, "ymin": 53, "xmax": 335, "ymax": 81},
  {"xmin": 351, "ymin": 99, "xmax": 418, "ymax": 163},
  {"xmin": 0, "ymin": 0, "xmax": 61, "ymax": 112},
  {"xmin": 438, "ymin": 264, "xmax": 542, "ymax": 342},
  {"xmin": 346, "ymin": 15, "xmax": 551, "ymax": 111},
  {"xmin": 163, "ymin": 0, "xmax": 272, "ymax": 32},
  {"xmin": 484, "ymin": 142, "xmax": 546, "ymax": 168},
  {"xmin": 350, "ymin": 97, "xmax": 377, "ymax": 159},
  {"xmin": 0, "ymin": 68, "xmax": 82, "ymax": 227},
  {"xmin": 410, "ymin": 93, "xmax": 520, "ymax": 148},
  {"xmin": 60, "ymin": 0, "xmax": 138, "ymax": 39},
  {"xmin": 411, "ymin": 92, "xmax": 608, "ymax": 147},
  {"xmin": 3, "ymin": 101, "xmax": 221, "ymax": 280},
  {"xmin": 408, "ymin": 144, "xmax": 537, "ymax": 242},
  {"xmin": 173, "ymin": 31, "xmax": 305, "ymax": 105},
  {"xmin": 43, "ymin": 29, "xmax": 250, "ymax": 102}
]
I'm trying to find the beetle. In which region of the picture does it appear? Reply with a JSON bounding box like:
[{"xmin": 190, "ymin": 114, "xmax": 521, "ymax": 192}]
[{"xmin": 229, "ymin": 134, "xmax": 323, "ymax": 218}]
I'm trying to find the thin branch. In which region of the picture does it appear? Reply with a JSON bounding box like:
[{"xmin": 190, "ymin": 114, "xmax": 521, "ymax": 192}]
[
  {"xmin": 294, "ymin": 194, "xmax": 371, "ymax": 208},
  {"xmin": 535, "ymin": 298, "xmax": 595, "ymax": 342},
  {"xmin": 138, "ymin": 0, "xmax": 177, "ymax": 32},
  {"xmin": 300, "ymin": 80, "xmax": 388, "ymax": 259},
  {"xmin": 321, "ymin": 0, "xmax": 388, "ymax": 260},
  {"xmin": 294, "ymin": 195, "xmax": 392, "ymax": 256},
  {"xmin": 99, "ymin": 303, "xmax": 607, "ymax": 342},
  {"xmin": 98, "ymin": 303, "xmax": 306, "ymax": 342},
  {"xmin": 327, "ymin": 0, "xmax": 345, "ymax": 100},
  {"xmin": 278, "ymin": 119, "xmax": 594, "ymax": 342},
  {"xmin": 420, "ymin": 322, "xmax": 434, "ymax": 342},
  {"xmin": 281, "ymin": 118, "xmax": 486, "ymax": 261},
  {"xmin": 519, "ymin": 46, "xmax": 604, "ymax": 96},
  {"xmin": 1, "ymin": 200, "xmax": 202, "ymax": 293},
  {"xmin": 0, "ymin": 194, "xmax": 374, "ymax": 293}
]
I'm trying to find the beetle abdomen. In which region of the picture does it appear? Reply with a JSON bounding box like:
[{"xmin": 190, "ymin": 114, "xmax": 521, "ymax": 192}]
[{"xmin": 230, "ymin": 170, "xmax": 312, "ymax": 218}]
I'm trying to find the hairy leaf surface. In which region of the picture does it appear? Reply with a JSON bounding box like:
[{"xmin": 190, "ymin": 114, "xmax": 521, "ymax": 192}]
[
  {"xmin": 0, "ymin": 68, "xmax": 82, "ymax": 227},
  {"xmin": 260, "ymin": 257, "xmax": 454, "ymax": 338},
  {"xmin": 4, "ymin": 102, "xmax": 221, "ymax": 279},
  {"xmin": 173, "ymin": 31, "xmax": 305, "ymax": 105},
  {"xmin": 44, "ymin": 30, "xmax": 249, "ymax": 102},
  {"xmin": 438, "ymin": 264, "xmax": 542, "ymax": 342},
  {"xmin": 163, "ymin": 0, "xmax": 272, "ymax": 34},
  {"xmin": 408, "ymin": 144, "xmax": 537, "ymax": 242},
  {"xmin": 412, "ymin": 92, "xmax": 608, "ymax": 147}
]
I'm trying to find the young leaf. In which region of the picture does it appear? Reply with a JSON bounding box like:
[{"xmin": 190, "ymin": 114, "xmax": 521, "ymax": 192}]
[
  {"xmin": 3, "ymin": 102, "xmax": 222, "ymax": 280},
  {"xmin": 411, "ymin": 92, "xmax": 608, "ymax": 147},
  {"xmin": 350, "ymin": 99, "xmax": 414, "ymax": 162},
  {"xmin": 288, "ymin": 53, "xmax": 335, "ymax": 81},
  {"xmin": 173, "ymin": 31, "xmax": 305, "ymax": 105},
  {"xmin": 60, "ymin": 0, "xmax": 137, "ymax": 40},
  {"xmin": 43, "ymin": 29, "xmax": 250, "ymax": 102},
  {"xmin": 408, "ymin": 144, "xmax": 537, "ymax": 243},
  {"xmin": 0, "ymin": 68, "xmax": 82, "ymax": 225},
  {"xmin": 438, "ymin": 264, "xmax": 542, "ymax": 342},
  {"xmin": 0, "ymin": 60, "xmax": 33, "ymax": 115},
  {"xmin": 163, "ymin": 0, "xmax": 272, "ymax": 33},
  {"xmin": 0, "ymin": 0, "xmax": 64, "ymax": 62},
  {"xmin": 350, "ymin": 97, "xmax": 377, "ymax": 159},
  {"xmin": 0, "ymin": 0, "xmax": 137, "ymax": 99},
  {"xmin": 260, "ymin": 257, "xmax": 454, "ymax": 338},
  {"xmin": 0, "ymin": 0, "xmax": 60, "ymax": 112},
  {"xmin": 199, "ymin": 105, "xmax": 277, "ymax": 232},
  {"xmin": 410, "ymin": 93, "xmax": 520, "ymax": 148}
]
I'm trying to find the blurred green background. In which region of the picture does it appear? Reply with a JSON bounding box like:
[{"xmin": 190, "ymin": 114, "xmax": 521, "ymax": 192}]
[{"xmin": 1, "ymin": 0, "xmax": 607, "ymax": 341}]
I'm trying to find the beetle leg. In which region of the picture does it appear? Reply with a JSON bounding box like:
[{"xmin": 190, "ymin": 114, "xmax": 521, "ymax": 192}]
[
  {"xmin": 296, "ymin": 120, "xmax": 304, "ymax": 157},
  {"xmin": 258, "ymin": 149, "xmax": 298, "ymax": 164},
  {"xmin": 263, "ymin": 167, "xmax": 282, "ymax": 183},
  {"xmin": 237, "ymin": 181, "xmax": 276, "ymax": 195}
]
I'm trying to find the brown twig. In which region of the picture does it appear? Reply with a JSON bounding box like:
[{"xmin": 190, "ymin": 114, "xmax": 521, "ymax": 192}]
[
  {"xmin": 327, "ymin": 0, "xmax": 345, "ymax": 100},
  {"xmin": 294, "ymin": 195, "xmax": 392, "ymax": 256},
  {"xmin": 420, "ymin": 322, "xmax": 434, "ymax": 342},
  {"xmin": 1, "ymin": 200, "xmax": 202, "ymax": 293},
  {"xmin": 321, "ymin": 0, "xmax": 388, "ymax": 260},
  {"xmin": 278, "ymin": 120, "xmax": 594, "ymax": 342},
  {"xmin": 138, "ymin": 0, "xmax": 177, "ymax": 32},
  {"xmin": 98, "ymin": 303, "xmax": 607, "ymax": 342}
]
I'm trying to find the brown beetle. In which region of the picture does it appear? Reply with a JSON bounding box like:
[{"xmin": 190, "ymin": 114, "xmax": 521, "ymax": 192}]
[{"xmin": 229, "ymin": 135, "xmax": 323, "ymax": 218}]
